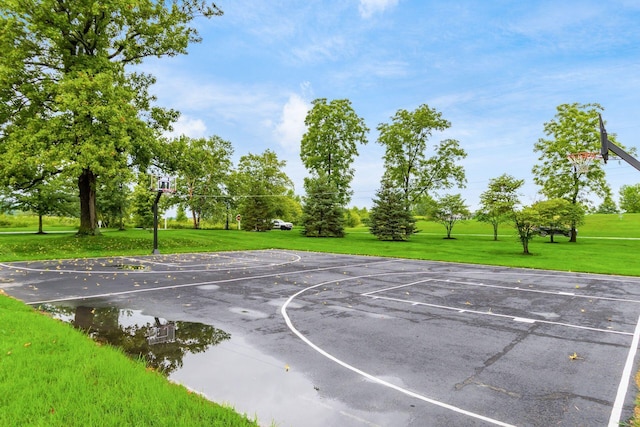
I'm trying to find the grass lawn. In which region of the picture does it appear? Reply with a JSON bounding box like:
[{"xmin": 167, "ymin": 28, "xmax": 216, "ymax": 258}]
[
  {"xmin": 1, "ymin": 213, "xmax": 639, "ymax": 276},
  {"xmin": 0, "ymin": 291, "xmax": 258, "ymax": 427}
]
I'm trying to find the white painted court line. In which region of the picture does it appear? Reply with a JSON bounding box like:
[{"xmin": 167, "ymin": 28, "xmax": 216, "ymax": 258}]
[
  {"xmin": 361, "ymin": 279, "xmax": 434, "ymax": 296},
  {"xmin": 23, "ymin": 258, "xmax": 399, "ymax": 305},
  {"xmin": 368, "ymin": 294, "xmax": 633, "ymax": 336},
  {"xmin": 281, "ymin": 275, "xmax": 517, "ymax": 427},
  {"xmin": 0, "ymin": 250, "xmax": 303, "ymax": 275},
  {"xmin": 608, "ymin": 314, "xmax": 640, "ymax": 427},
  {"xmin": 438, "ymin": 278, "xmax": 640, "ymax": 304}
]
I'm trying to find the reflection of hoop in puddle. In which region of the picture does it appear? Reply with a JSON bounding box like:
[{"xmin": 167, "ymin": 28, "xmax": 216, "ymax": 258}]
[{"xmin": 147, "ymin": 321, "xmax": 176, "ymax": 345}]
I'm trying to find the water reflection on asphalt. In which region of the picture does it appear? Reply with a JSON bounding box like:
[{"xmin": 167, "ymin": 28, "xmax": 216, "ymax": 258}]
[
  {"xmin": 37, "ymin": 304, "xmax": 229, "ymax": 375},
  {"xmin": 37, "ymin": 303, "xmax": 397, "ymax": 427},
  {"xmin": 170, "ymin": 335, "xmax": 391, "ymax": 427}
]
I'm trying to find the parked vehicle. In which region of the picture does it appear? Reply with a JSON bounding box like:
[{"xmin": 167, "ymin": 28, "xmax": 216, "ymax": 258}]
[{"xmin": 272, "ymin": 219, "xmax": 293, "ymax": 230}]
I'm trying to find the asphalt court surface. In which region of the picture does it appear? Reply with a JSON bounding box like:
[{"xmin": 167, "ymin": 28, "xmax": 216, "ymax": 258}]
[{"xmin": 2, "ymin": 250, "xmax": 640, "ymax": 427}]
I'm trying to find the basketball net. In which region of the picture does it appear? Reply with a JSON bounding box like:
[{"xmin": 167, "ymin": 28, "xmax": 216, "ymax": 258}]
[{"xmin": 567, "ymin": 152, "xmax": 601, "ymax": 174}]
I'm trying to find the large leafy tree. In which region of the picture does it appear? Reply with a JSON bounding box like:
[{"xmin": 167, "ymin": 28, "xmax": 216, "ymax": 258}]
[
  {"xmin": 169, "ymin": 135, "xmax": 233, "ymax": 229},
  {"xmin": 300, "ymin": 98, "xmax": 369, "ymax": 206},
  {"xmin": 619, "ymin": 184, "xmax": 640, "ymax": 213},
  {"xmin": 1, "ymin": 174, "xmax": 77, "ymax": 233},
  {"xmin": 0, "ymin": 0, "xmax": 223, "ymax": 235},
  {"xmin": 96, "ymin": 171, "xmax": 133, "ymax": 230},
  {"xmin": 476, "ymin": 174, "xmax": 524, "ymax": 240},
  {"xmin": 376, "ymin": 104, "xmax": 467, "ymax": 209},
  {"xmin": 532, "ymin": 103, "xmax": 619, "ymax": 242},
  {"xmin": 232, "ymin": 150, "xmax": 294, "ymax": 231}
]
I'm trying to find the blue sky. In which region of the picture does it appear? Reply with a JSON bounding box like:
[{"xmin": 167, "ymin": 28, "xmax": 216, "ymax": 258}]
[{"xmin": 145, "ymin": 0, "xmax": 640, "ymax": 210}]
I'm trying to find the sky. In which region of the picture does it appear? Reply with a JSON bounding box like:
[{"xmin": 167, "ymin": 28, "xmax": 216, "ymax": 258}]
[{"xmin": 144, "ymin": 0, "xmax": 640, "ymax": 210}]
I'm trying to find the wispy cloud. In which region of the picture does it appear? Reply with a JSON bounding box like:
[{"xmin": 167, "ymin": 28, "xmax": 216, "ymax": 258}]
[
  {"xmin": 358, "ymin": 0, "xmax": 400, "ymax": 19},
  {"xmin": 289, "ymin": 36, "xmax": 353, "ymax": 65}
]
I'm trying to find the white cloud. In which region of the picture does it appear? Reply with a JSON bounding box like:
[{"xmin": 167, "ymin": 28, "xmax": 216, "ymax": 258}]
[
  {"xmin": 274, "ymin": 92, "xmax": 311, "ymax": 152},
  {"xmin": 164, "ymin": 115, "xmax": 207, "ymax": 138},
  {"xmin": 358, "ymin": 0, "xmax": 399, "ymax": 19},
  {"xmin": 289, "ymin": 36, "xmax": 351, "ymax": 65}
]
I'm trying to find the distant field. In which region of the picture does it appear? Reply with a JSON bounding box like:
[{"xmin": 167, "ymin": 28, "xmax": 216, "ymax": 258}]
[{"xmin": 1, "ymin": 213, "xmax": 639, "ymax": 276}]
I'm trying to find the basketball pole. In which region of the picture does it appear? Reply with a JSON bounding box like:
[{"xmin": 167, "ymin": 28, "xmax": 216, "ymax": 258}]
[
  {"xmin": 599, "ymin": 114, "xmax": 640, "ymax": 172},
  {"xmin": 152, "ymin": 190, "xmax": 162, "ymax": 254}
]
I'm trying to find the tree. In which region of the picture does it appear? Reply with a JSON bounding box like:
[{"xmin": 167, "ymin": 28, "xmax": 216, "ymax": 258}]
[
  {"xmin": 369, "ymin": 179, "xmax": 416, "ymax": 241},
  {"xmin": 0, "ymin": 1, "xmax": 223, "ymax": 236},
  {"xmin": 619, "ymin": 184, "xmax": 640, "ymax": 213},
  {"xmin": 533, "ymin": 198, "xmax": 585, "ymax": 243},
  {"xmin": 301, "ymin": 175, "xmax": 345, "ymax": 237},
  {"xmin": 169, "ymin": 135, "xmax": 233, "ymax": 229},
  {"xmin": 300, "ymin": 98, "xmax": 369, "ymax": 206},
  {"xmin": 476, "ymin": 174, "xmax": 524, "ymax": 240},
  {"xmin": 412, "ymin": 194, "xmax": 436, "ymax": 217},
  {"xmin": 232, "ymin": 150, "xmax": 294, "ymax": 231},
  {"xmin": 513, "ymin": 207, "xmax": 540, "ymax": 255},
  {"xmin": 430, "ymin": 194, "xmax": 470, "ymax": 239},
  {"xmin": 97, "ymin": 171, "xmax": 133, "ymax": 230},
  {"xmin": 376, "ymin": 104, "xmax": 467, "ymax": 210},
  {"xmin": 595, "ymin": 195, "xmax": 619, "ymax": 214},
  {"xmin": 532, "ymin": 103, "xmax": 619, "ymax": 242},
  {"xmin": 1, "ymin": 175, "xmax": 77, "ymax": 233}
]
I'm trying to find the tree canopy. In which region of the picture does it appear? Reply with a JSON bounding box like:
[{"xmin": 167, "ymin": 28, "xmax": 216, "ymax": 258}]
[
  {"xmin": 0, "ymin": 0, "xmax": 222, "ymax": 235},
  {"xmin": 168, "ymin": 135, "xmax": 233, "ymax": 229},
  {"xmin": 300, "ymin": 98, "xmax": 369, "ymax": 206},
  {"xmin": 532, "ymin": 103, "xmax": 617, "ymax": 241},
  {"xmin": 376, "ymin": 104, "xmax": 467, "ymax": 209},
  {"xmin": 476, "ymin": 174, "xmax": 524, "ymax": 240},
  {"xmin": 619, "ymin": 184, "xmax": 640, "ymax": 213},
  {"xmin": 533, "ymin": 198, "xmax": 585, "ymax": 243},
  {"xmin": 232, "ymin": 150, "xmax": 293, "ymax": 232},
  {"xmin": 429, "ymin": 193, "xmax": 470, "ymax": 239}
]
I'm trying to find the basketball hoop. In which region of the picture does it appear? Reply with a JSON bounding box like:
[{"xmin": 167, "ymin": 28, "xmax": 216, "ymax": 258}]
[
  {"xmin": 149, "ymin": 174, "xmax": 177, "ymax": 194},
  {"xmin": 567, "ymin": 152, "xmax": 601, "ymax": 174}
]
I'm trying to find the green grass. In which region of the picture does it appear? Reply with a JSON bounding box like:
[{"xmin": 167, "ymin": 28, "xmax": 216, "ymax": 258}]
[
  {"xmin": 0, "ymin": 293, "xmax": 257, "ymax": 427},
  {"xmin": 2, "ymin": 213, "xmax": 639, "ymax": 276}
]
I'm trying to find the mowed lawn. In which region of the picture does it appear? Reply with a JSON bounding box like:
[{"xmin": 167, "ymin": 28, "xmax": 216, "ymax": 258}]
[{"xmin": 1, "ymin": 213, "xmax": 639, "ymax": 276}]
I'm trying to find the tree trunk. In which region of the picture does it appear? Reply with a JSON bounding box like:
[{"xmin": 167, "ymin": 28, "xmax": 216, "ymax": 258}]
[
  {"xmin": 493, "ymin": 223, "xmax": 498, "ymax": 241},
  {"xmin": 569, "ymin": 226, "xmax": 577, "ymax": 243},
  {"xmin": 191, "ymin": 209, "xmax": 198, "ymax": 229},
  {"xmin": 37, "ymin": 214, "xmax": 44, "ymax": 234},
  {"xmin": 78, "ymin": 169, "xmax": 98, "ymax": 236}
]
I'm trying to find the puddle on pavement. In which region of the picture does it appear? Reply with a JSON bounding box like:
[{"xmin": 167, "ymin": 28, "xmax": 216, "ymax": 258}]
[
  {"xmin": 35, "ymin": 303, "xmax": 405, "ymax": 427},
  {"xmin": 36, "ymin": 304, "xmax": 229, "ymax": 376}
]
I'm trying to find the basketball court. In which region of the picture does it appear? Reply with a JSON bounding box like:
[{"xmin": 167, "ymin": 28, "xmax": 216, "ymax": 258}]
[{"xmin": 1, "ymin": 250, "xmax": 640, "ymax": 426}]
